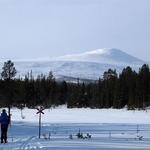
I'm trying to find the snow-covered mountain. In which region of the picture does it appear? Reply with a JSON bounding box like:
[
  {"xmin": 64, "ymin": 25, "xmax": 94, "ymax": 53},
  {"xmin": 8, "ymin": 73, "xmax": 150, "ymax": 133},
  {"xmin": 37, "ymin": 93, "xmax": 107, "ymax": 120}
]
[
  {"xmin": 0, "ymin": 48, "xmax": 146, "ymax": 80},
  {"xmin": 54, "ymin": 48, "xmax": 144, "ymax": 66}
]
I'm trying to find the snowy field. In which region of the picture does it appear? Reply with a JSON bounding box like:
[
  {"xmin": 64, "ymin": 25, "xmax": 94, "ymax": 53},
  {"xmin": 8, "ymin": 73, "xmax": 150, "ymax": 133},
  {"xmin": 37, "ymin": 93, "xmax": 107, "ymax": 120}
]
[{"xmin": 0, "ymin": 106, "xmax": 150, "ymax": 150}]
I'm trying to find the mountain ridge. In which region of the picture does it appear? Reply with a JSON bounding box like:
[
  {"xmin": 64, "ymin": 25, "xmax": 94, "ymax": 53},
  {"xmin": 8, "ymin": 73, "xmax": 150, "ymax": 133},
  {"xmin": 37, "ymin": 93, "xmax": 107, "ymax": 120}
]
[
  {"xmin": 53, "ymin": 48, "xmax": 145, "ymax": 66},
  {"xmin": 0, "ymin": 48, "xmax": 147, "ymax": 80}
]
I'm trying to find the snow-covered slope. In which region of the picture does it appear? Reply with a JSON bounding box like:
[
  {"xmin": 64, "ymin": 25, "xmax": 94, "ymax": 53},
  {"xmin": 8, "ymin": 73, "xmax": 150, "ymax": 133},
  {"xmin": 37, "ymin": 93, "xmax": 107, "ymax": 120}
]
[
  {"xmin": 54, "ymin": 48, "xmax": 145, "ymax": 66},
  {"xmin": 0, "ymin": 48, "xmax": 146, "ymax": 80},
  {"xmin": 13, "ymin": 61, "xmax": 124, "ymax": 80}
]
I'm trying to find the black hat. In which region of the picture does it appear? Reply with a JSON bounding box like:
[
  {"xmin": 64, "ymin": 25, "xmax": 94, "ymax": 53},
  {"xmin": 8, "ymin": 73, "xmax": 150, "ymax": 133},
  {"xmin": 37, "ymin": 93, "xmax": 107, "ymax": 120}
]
[{"xmin": 2, "ymin": 109, "xmax": 6, "ymax": 113}]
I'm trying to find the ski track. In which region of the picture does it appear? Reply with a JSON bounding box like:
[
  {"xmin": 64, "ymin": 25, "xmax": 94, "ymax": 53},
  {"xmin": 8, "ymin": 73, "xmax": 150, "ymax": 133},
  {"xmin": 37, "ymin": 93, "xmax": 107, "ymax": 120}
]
[
  {"xmin": 1, "ymin": 108, "xmax": 150, "ymax": 150},
  {"xmin": 0, "ymin": 123, "xmax": 149, "ymax": 150},
  {"xmin": 19, "ymin": 136, "xmax": 36, "ymax": 150}
]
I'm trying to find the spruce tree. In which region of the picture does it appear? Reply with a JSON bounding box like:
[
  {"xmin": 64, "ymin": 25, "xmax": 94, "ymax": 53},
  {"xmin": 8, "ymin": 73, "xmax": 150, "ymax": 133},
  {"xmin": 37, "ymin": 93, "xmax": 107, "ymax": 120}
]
[{"xmin": 1, "ymin": 60, "xmax": 17, "ymax": 115}]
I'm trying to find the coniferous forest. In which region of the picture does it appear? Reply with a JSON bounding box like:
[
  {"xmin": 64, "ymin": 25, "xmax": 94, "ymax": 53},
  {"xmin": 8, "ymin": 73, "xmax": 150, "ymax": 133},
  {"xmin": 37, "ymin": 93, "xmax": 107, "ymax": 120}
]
[{"xmin": 0, "ymin": 60, "xmax": 150, "ymax": 110}]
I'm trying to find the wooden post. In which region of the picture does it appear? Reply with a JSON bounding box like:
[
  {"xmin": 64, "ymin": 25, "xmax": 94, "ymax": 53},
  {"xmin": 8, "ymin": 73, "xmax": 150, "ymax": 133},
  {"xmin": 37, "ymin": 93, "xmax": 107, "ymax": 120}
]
[
  {"xmin": 36, "ymin": 107, "xmax": 44, "ymax": 139},
  {"xmin": 39, "ymin": 112, "xmax": 41, "ymax": 139}
]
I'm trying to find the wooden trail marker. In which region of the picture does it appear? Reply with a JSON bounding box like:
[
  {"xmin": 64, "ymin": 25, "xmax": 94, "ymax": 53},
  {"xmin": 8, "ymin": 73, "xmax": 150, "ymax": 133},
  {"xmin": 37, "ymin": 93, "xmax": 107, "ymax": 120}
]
[{"xmin": 36, "ymin": 107, "xmax": 44, "ymax": 139}]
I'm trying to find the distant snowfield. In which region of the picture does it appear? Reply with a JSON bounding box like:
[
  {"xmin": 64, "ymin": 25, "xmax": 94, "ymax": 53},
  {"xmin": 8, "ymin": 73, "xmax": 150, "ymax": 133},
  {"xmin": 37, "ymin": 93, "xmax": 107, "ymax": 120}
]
[{"xmin": 9, "ymin": 106, "xmax": 150, "ymax": 124}]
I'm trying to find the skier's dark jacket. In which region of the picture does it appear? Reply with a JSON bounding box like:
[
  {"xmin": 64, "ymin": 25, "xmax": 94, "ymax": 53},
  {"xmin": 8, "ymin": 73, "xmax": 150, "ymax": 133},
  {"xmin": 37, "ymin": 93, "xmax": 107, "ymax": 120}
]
[{"xmin": 0, "ymin": 112, "xmax": 9, "ymax": 125}]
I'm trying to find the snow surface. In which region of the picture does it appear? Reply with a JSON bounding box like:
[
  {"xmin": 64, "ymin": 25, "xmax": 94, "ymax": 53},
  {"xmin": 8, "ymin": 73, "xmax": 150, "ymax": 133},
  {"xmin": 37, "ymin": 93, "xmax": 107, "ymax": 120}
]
[
  {"xmin": 10, "ymin": 106, "xmax": 150, "ymax": 124},
  {"xmin": 0, "ymin": 106, "xmax": 150, "ymax": 149}
]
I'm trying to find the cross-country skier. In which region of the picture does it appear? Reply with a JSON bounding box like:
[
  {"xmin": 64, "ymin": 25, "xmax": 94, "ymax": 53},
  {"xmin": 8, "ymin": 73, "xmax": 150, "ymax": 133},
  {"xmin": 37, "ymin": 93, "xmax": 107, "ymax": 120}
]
[{"xmin": 0, "ymin": 109, "xmax": 10, "ymax": 143}]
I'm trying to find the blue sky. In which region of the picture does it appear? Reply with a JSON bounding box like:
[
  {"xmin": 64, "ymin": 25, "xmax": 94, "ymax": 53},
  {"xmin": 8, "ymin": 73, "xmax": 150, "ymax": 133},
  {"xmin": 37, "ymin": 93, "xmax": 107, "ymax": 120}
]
[{"xmin": 0, "ymin": 0, "xmax": 150, "ymax": 61}]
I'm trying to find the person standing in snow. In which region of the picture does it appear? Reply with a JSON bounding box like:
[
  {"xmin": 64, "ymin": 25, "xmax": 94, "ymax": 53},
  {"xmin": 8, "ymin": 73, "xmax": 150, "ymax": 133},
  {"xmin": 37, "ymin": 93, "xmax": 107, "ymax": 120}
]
[{"xmin": 0, "ymin": 109, "xmax": 10, "ymax": 143}]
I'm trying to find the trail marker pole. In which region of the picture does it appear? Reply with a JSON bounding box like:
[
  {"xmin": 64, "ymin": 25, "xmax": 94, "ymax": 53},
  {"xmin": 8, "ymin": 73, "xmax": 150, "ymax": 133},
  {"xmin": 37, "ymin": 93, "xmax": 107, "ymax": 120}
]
[{"xmin": 36, "ymin": 107, "xmax": 44, "ymax": 139}]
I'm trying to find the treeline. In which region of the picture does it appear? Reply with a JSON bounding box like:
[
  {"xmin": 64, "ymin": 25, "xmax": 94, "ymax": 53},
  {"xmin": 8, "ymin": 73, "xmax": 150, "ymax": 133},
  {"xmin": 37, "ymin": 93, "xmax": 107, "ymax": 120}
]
[{"xmin": 0, "ymin": 60, "xmax": 150, "ymax": 110}]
